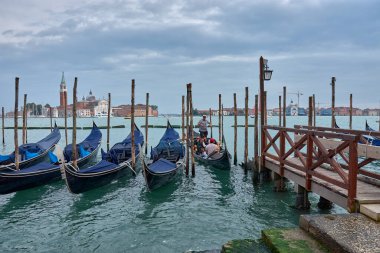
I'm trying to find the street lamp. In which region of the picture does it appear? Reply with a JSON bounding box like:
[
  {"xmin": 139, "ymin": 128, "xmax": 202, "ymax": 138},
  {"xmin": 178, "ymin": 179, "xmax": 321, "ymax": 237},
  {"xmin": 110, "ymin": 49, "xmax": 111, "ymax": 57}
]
[
  {"xmin": 259, "ymin": 56, "xmax": 273, "ymax": 169},
  {"xmin": 263, "ymin": 60, "xmax": 273, "ymax": 81}
]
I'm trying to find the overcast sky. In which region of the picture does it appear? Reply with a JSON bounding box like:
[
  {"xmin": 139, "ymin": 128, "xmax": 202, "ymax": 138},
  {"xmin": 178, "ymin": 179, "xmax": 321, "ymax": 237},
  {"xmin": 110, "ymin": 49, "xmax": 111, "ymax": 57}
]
[{"xmin": 1, "ymin": 0, "xmax": 379, "ymax": 113}]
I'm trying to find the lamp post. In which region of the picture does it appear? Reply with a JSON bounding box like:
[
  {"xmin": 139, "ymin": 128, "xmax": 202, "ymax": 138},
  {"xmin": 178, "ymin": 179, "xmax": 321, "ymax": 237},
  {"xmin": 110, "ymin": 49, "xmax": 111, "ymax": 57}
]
[{"xmin": 259, "ymin": 56, "xmax": 273, "ymax": 168}]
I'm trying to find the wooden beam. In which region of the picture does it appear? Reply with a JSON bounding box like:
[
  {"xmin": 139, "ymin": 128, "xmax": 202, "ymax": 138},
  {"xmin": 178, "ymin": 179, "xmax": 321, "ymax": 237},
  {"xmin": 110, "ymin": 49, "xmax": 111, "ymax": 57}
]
[
  {"xmin": 145, "ymin": 93, "xmax": 149, "ymax": 154},
  {"xmin": 107, "ymin": 93, "xmax": 111, "ymax": 152},
  {"xmin": 72, "ymin": 77, "xmax": 78, "ymax": 167},
  {"xmin": 14, "ymin": 77, "xmax": 19, "ymax": 170},
  {"xmin": 131, "ymin": 79, "xmax": 135, "ymax": 167},
  {"xmin": 233, "ymin": 93, "xmax": 237, "ymax": 166}
]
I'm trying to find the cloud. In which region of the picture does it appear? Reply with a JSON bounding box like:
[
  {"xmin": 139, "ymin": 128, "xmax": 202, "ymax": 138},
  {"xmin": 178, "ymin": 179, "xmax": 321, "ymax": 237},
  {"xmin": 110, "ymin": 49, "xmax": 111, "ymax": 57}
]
[{"xmin": 0, "ymin": 0, "xmax": 380, "ymax": 112}]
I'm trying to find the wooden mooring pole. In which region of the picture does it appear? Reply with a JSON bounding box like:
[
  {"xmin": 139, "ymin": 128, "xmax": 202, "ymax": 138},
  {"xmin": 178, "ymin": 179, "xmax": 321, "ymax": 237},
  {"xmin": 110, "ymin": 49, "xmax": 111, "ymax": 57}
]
[
  {"xmin": 313, "ymin": 94, "xmax": 316, "ymax": 127},
  {"xmin": 14, "ymin": 77, "xmax": 19, "ymax": 170},
  {"xmin": 349, "ymin": 94, "xmax": 353, "ymax": 130},
  {"xmin": 209, "ymin": 108, "xmax": 213, "ymax": 138},
  {"xmin": 72, "ymin": 78, "xmax": 78, "ymax": 168},
  {"xmin": 279, "ymin": 95, "xmax": 282, "ymax": 126},
  {"xmin": 131, "ymin": 79, "xmax": 136, "ymax": 168},
  {"xmin": 254, "ymin": 94, "xmax": 259, "ymax": 166},
  {"xmin": 283, "ymin": 86, "xmax": 286, "ymax": 127},
  {"xmin": 233, "ymin": 93, "xmax": 237, "ymax": 166},
  {"xmin": 264, "ymin": 91, "xmax": 268, "ymax": 125},
  {"xmin": 145, "ymin": 93, "xmax": 149, "ymax": 154},
  {"xmin": 185, "ymin": 84, "xmax": 190, "ymax": 176},
  {"xmin": 107, "ymin": 93, "xmax": 111, "ymax": 152},
  {"xmin": 244, "ymin": 87, "xmax": 249, "ymax": 172},
  {"xmin": 218, "ymin": 94, "xmax": 222, "ymax": 144},
  {"xmin": 2, "ymin": 107, "xmax": 4, "ymax": 145},
  {"xmin": 64, "ymin": 90, "xmax": 68, "ymax": 146},
  {"xmin": 189, "ymin": 83, "xmax": 195, "ymax": 177},
  {"xmin": 22, "ymin": 94, "xmax": 27, "ymax": 144},
  {"xmin": 182, "ymin": 95, "xmax": 185, "ymax": 141},
  {"xmin": 308, "ymin": 96, "xmax": 313, "ymax": 127},
  {"xmin": 331, "ymin": 77, "xmax": 336, "ymax": 128},
  {"xmin": 49, "ymin": 106, "xmax": 53, "ymax": 132},
  {"xmin": 221, "ymin": 104, "xmax": 224, "ymax": 142}
]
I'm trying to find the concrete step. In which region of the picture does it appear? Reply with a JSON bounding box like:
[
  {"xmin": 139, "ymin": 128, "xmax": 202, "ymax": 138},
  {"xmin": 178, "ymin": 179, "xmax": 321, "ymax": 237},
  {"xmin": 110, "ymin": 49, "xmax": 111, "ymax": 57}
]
[
  {"xmin": 360, "ymin": 204, "xmax": 380, "ymax": 221},
  {"xmin": 299, "ymin": 214, "xmax": 380, "ymax": 253},
  {"xmin": 262, "ymin": 228, "xmax": 328, "ymax": 253}
]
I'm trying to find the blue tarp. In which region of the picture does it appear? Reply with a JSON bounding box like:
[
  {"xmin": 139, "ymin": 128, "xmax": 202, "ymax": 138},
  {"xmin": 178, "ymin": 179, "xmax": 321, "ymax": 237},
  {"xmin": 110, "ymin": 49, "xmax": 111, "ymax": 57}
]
[
  {"xmin": 79, "ymin": 160, "xmax": 118, "ymax": 173},
  {"xmin": 0, "ymin": 126, "xmax": 60, "ymax": 164},
  {"xmin": 148, "ymin": 158, "xmax": 176, "ymax": 173},
  {"xmin": 48, "ymin": 151, "xmax": 58, "ymax": 164},
  {"xmin": 151, "ymin": 122, "xmax": 184, "ymax": 161},
  {"xmin": 64, "ymin": 123, "xmax": 102, "ymax": 162},
  {"xmin": 104, "ymin": 126, "xmax": 144, "ymax": 164},
  {"xmin": 4, "ymin": 162, "xmax": 59, "ymax": 174}
]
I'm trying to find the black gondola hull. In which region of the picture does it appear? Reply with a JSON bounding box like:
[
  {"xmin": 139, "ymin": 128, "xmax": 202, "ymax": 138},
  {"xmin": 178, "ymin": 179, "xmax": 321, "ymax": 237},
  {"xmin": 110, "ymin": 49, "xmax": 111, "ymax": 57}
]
[
  {"xmin": 0, "ymin": 167, "xmax": 61, "ymax": 194},
  {"xmin": 194, "ymin": 150, "xmax": 231, "ymax": 170},
  {"xmin": 143, "ymin": 159, "xmax": 184, "ymax": 190},
  {"xmin": 64, "ymin": 162, "xmax": 138, "ymax": 194}
]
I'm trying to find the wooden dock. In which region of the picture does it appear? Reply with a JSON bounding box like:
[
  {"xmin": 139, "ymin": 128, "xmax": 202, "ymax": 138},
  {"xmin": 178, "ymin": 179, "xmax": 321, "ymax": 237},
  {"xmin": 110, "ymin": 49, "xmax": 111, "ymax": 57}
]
[{"xmin": 261, "ymin": 125, "xmax": 380, "ymax": 219}]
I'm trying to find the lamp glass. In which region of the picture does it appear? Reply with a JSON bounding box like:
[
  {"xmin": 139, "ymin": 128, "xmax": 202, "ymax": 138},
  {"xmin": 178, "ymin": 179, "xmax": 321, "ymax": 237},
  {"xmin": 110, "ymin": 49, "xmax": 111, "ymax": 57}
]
[{"xmin": 264, "ymin": 70, "xmax": 273, "ymax": 81}]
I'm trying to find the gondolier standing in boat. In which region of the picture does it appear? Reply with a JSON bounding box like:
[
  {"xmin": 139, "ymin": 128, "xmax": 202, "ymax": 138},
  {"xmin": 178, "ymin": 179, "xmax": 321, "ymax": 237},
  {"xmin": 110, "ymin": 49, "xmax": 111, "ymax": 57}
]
[{"xmin": 197, "ymin": 115, "xmax": 211, "ymax": 138}]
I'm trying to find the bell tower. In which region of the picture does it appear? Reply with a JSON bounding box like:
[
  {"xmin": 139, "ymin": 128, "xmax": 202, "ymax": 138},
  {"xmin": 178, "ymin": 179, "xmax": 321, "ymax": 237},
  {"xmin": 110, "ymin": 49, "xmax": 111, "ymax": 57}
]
[{"xmin": 59, "ymin": 72, "xmax": 67, "ymax": 107}]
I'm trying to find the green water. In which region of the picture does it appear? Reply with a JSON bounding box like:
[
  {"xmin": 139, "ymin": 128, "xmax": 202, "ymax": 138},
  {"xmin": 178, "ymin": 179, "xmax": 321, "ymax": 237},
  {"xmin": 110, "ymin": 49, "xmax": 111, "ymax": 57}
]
[{"xmin": 1, "ymin": 116, "xmax": 377, "ymax": 252}]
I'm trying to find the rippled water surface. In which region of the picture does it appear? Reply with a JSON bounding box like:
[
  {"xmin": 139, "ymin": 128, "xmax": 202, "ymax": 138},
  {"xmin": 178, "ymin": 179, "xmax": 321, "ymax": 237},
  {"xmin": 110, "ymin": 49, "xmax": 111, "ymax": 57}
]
[{"xmin": 1, "ymin": 116, "xmax": 377, "ymax": 252}]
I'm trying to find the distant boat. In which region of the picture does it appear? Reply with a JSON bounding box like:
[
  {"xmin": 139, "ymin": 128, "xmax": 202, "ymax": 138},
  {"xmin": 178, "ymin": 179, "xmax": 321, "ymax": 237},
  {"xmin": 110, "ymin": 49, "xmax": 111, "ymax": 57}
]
[
  {"xmin": 250, "ymin": 115, "xmax": 255, "ymax": 118},
  {"xmin": 95, "ymin": 111, "xmax": 112, "ymax": 118},
  {"xmin": 124, "ymin": 116, "xmax": 131, "ymax": 119}
]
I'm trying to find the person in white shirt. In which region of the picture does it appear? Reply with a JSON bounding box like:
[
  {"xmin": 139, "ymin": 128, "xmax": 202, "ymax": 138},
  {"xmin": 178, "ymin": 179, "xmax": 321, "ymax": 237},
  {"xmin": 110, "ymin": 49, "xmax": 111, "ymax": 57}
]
[{"xmin": 197, "ymin": 115, "xmax": 210, "ymax": 138}]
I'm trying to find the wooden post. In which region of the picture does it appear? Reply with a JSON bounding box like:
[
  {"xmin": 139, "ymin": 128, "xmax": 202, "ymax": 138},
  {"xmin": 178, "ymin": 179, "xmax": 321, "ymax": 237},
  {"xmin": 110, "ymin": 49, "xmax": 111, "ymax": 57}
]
[
  {"xmin": 182, "ymin": 95, "xmax": 185, "ymax": 141},
  {"xmin": 107, "ymin": 93, "xmax": 111, "ymax": 152},
  {"xmin": 244, "ymin": 87, "xmax": 249, "ymax": 172},
  {"xmin": 64, "ymin": 90, "xmax": 68, "ymax": 146},
  {"xmin": 221, "ymin": 104, "xmax": 224, "ymax": 143},
  {"xmin": 313, "ymin": 94, "xmax": 316, "ymax": 127},
  {"xmin": 145, "ymin": 93, "xmax": 149, "ymax": 154},
  {"xmin": 185, "ymin": 84, "xmax": 190, "ymax": 176},
  {"xmin": 189, "ymin": 83, "xmax": 195, "ymax": 176},
  {"xmin": 279, "ymin": 95, "xmax": 282, "ymax": 126},
  {"xmin": 264, "ymin": 91, "xmax": 267, "ymax": 125},
  {"xmin": 331, "ymin": 77, "xmax": 336, "ymax": 128},
  {"xmin": 233, "ymin": 93, "xmax": 237, "ymax": 165},
  {"xmin": 283, "ymin": 86, "xmax": 286, "ymax": 127},
  {"xmin": 131, "ymin": 79, "xmax": 136, "ymax": 167},
  {"xmin": 49, "ymin": 106, "xmax": 53, "ymax": 132},
  {"xmin": 349, "ymin": 94, "xmax": 353, "ymax": 130},
  {"xmin": 218, "ymin": 94, "xmax": 222, "ymax": 144},
  {"xmin": 308, "ymin": 96, "xmax": 313, "ymax": 127},
  {"xmin": 2, "ymin": 107, "xmax": 4, "ymax": 145},
  {"xmin": 209, "ymin": 108, "xmax": 213, "ymax": 138},
  {"xmin": 254, "ymin": 94, "xmax": 259, "ymax": 165},
  {"xmin": 348, "ymin": 139, "xmax": 358, "ymax": 212},
  {"xmin": 22, "ymin": 94, "xmax": 27, "ymax": 144},
  {"xmin": 72, "ymin": 77, "xmax": 78, "ymax": 168},
  {"xmin": 14, "ymin": 77, "xmax": 20, "ymax": 170}
]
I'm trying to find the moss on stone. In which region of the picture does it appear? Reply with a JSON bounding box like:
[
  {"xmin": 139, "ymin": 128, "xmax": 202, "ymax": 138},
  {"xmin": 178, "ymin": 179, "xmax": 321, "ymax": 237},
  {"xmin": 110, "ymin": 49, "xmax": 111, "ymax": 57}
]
[
  {"xmin": 262, "ymin": 228, "xmax": 329, "ymax": 253},
  {"xmin": 222, "ymin": 239, "xmax": 269, "ymax": 253}
]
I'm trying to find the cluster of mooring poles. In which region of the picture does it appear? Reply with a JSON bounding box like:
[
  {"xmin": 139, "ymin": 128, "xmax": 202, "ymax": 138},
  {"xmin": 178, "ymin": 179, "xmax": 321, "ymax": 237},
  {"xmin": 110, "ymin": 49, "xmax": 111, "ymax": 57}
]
[{"xmin": 1, "ymin": 57, "xmax": 378, "ymax": 213}]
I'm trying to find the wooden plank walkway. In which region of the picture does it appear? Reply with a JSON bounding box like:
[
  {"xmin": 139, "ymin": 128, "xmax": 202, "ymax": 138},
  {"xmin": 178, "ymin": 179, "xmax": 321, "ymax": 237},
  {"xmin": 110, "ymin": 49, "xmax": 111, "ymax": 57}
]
[{"xmin": 265, "ymin": 157, "xmax": 380, "ymax": 210}]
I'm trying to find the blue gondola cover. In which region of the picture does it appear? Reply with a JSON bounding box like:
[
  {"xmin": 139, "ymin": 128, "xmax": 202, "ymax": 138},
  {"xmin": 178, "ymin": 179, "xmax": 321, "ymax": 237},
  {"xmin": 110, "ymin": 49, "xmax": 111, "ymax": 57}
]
[{"xmin": 148, "ymin": 158, "xmax": 176, "ymax": 173}]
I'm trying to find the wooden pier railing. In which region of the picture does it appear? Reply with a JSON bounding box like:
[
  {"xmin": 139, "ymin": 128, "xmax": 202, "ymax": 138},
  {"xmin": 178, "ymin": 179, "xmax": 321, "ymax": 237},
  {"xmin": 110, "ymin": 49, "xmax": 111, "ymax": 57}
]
[{"xmin": 261, "ymin": 125, "xmax": 379, "ymax": 212}]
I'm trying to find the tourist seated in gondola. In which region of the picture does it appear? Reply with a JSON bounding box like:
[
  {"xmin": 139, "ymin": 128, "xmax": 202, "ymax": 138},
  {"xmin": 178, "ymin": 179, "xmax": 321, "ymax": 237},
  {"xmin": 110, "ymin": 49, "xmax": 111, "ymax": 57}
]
[
  {"xmin": 197, "ymin": 115, "xmax": 210, "ymax": 138},
  {"xmin": 200, "ymin": 147, "xmax": 207, "ymax": 158},
  {"xmin": 205, "ymin": 138, "xmax": 219, "ymax": 158}
]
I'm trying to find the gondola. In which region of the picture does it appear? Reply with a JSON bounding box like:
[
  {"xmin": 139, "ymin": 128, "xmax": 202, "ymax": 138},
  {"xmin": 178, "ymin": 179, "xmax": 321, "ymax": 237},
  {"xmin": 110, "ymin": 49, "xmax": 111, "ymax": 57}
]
[
  {"xmin": 63, "ymin": 125, "xmax": 143, "ymax": 194},
  {"xmin": 0, "ymin": 124, "xmax": 61, "ymax": 170},
  {"xmin": 142, "ymin": 121, "xmax": 185, "ymax": 190},
  {"xmin": 0, "ymin": 123, "xmax": 101, "ymax": 194},
  {"xmin": 194, "ymin": 135, "xmax": 231, "ymax": 170},
  {"xmin": 364, "ymin": 121, "xmax": 380, "ymax": 146}
]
